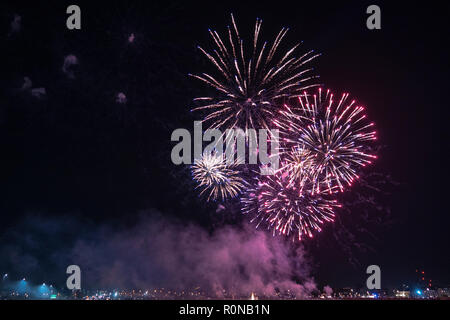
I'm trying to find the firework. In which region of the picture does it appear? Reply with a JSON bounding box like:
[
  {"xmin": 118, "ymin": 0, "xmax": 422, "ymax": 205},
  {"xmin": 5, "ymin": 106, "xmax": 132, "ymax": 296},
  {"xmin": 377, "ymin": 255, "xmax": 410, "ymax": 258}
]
[
  {"xmin": 241, "ymin": 169, "xmax": 340, "ymax": 240},
  {"xmin": 276, "ymin": 88, "xmax": 377, "ymax": 194},
  {"xmin": 281, "ymin": 145, "xmax": 315, "ymax": 190},
  {"xmin": 190, "ymin": 14, "xmax": 319, "ymax": 131},
  {"xmin": 191, "ymin": 152, "xmax": 246, "ymax": 201}
]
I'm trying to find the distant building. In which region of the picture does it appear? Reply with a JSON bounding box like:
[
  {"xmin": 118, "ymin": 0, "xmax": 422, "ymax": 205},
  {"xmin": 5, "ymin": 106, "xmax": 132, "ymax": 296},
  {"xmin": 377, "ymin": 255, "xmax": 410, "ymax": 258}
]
[
  {"xmin": 337, "ymin": 288, "xmax": 355, "ymax": 298},
  {"xmin": 437, "ymin": 288, "xmax": 450, "ymax": 298},
  {"xmin": 394, "ymin": 290, "xmax": 410, "ymax": 298},
  {"xmin": 424, "ymin": 288, "xmax": 437, "ymax": 299}
]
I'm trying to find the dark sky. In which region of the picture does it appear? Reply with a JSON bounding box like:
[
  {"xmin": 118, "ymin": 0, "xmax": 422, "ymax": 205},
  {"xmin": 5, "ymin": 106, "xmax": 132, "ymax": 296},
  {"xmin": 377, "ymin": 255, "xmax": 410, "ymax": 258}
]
[{"xmin": 1, "ymin": 0, "xmax": 449, "ymax": 290}]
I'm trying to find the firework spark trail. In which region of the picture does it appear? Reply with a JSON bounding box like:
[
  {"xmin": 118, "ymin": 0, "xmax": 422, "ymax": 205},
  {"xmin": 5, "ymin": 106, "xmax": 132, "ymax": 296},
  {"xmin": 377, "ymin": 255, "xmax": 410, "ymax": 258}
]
[
  {"xmin": 190, "ymin": 14, "xmax": 320, "ymax": 131},
  {"xmin": 276, "ymin": 88, "xmax": 377, "ymax": 195},
  {"xmin": 241, "ymin": 168, "xmax": 341, "ymax": 241},
  {"xmin": 191, "ymin": 152, "xmax": 246, "ymax": 201}
]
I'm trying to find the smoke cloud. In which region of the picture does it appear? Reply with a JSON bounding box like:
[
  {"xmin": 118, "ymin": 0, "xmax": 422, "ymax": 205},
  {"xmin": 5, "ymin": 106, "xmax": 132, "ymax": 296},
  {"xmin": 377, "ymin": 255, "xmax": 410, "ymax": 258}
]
[
  {"xmin": 62, "ymin": 55, "xmax": 79, "ymax": 79},
  {"xmin": 0, "ymin": 212, "xmax": 316, "ymax": 297},
  {"xmin": 8, "ymin": 14, "xmax": 22, "ymax": 36}
]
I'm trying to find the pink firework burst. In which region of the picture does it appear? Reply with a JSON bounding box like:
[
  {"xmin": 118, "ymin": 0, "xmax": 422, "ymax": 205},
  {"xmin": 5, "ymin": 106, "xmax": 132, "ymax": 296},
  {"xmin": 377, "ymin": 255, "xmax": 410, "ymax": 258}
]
[{"xmin": 275, "ymin": 88, "xmax": 377, "ymax": 194}]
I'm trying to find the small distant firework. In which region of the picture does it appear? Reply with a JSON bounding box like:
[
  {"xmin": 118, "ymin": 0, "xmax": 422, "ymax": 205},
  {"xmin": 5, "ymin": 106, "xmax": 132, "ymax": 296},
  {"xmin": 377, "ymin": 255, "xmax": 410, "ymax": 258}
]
[
  {"xmin": 191, "ymin": 14, "xmax": 319, "ymax": 131},
  {"xmin": 241, "ymin": 169, "xmax": 340, "ymax": 240},
  {"xmin": 191, "ymin": 152, "xmax": 246, "ymax": 201},
  {"xmin": 115, "ymin": 92, "xmax": 127, "ymax": 104},
  {"xmin": 278, "ymin": 88, "xmax": 377, "ymax": 194}
]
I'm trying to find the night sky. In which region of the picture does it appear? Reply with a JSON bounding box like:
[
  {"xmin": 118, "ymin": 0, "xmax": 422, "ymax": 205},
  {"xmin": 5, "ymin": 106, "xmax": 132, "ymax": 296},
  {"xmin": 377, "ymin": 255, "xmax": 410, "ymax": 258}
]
[{"xmin": 1, "ymin": 0, "xmax": 449, "ymax": 290}]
